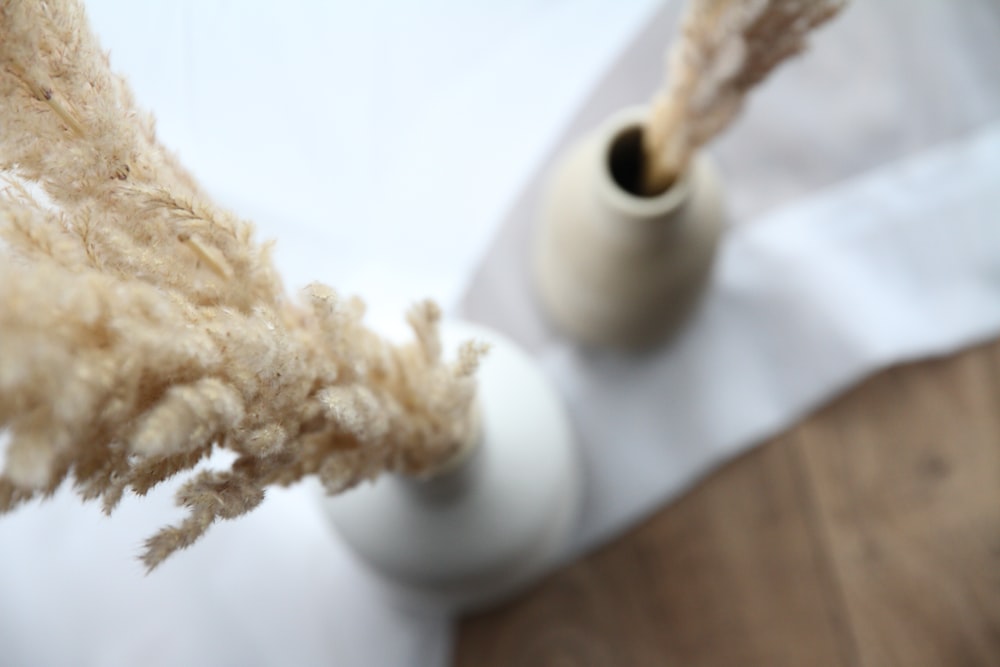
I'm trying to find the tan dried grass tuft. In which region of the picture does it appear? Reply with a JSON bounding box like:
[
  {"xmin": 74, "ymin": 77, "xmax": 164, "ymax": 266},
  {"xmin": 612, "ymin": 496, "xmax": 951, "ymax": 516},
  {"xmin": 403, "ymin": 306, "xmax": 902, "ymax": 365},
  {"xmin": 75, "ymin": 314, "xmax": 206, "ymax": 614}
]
[
  {"xmin": 0, "ymin": 0, "xmax": 484, "ymax": 570},
  {"xmin": 643, "ymin": 0, "xmax": 846, "ymax": 194}
]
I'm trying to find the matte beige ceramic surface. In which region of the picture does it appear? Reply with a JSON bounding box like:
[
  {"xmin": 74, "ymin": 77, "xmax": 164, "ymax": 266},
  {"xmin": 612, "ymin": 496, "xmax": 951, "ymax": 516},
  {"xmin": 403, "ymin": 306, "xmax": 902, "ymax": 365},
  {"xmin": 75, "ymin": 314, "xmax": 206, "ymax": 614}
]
[{"xmin": 533, "ymin": 106, "xmax": 725, "ymax": 347}]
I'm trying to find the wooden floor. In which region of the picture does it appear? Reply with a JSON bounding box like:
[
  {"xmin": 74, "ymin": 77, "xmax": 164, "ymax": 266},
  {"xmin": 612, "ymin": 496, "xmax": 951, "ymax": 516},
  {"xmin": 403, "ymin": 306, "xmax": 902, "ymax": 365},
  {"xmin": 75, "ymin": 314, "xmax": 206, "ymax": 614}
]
[{"xmin": 454, "ymin": 339, "xmax": 1000, "ymax": 666}]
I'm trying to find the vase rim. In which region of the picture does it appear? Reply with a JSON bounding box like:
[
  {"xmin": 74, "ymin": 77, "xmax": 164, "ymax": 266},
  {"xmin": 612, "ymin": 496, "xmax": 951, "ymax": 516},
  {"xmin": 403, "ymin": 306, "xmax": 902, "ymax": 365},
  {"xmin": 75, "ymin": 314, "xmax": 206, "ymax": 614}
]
[{"xmin": 594, "ymin": 105, "xmax": 694, "ymax": 219}]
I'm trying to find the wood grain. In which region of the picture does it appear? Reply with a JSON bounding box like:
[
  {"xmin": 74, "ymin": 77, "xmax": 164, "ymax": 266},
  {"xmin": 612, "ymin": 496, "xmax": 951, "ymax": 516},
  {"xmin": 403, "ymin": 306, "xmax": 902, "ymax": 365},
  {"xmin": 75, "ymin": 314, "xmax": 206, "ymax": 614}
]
[
  {"xmin": 454, "ymin": 340, "xmax": 1000, "ymax": 666},
  {"xmin": 796, "ymin": 344, "xmax": 1000, "ymax": 666}
]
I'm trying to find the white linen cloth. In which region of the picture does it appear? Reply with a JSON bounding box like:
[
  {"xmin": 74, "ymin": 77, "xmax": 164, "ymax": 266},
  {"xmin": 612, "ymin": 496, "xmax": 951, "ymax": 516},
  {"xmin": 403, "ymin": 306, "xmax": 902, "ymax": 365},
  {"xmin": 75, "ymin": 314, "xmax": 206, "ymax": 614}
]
[
  {"xmin": 473, "ymin": 124, "xmax": 1000, "ymax": 554},
  {"xmin": 458, "ymin": 0, "xmax": 1000, "ymax": 555},
  {"xmin": 1, "ymin": 2, "xmax": 999, "ymax": 666}
]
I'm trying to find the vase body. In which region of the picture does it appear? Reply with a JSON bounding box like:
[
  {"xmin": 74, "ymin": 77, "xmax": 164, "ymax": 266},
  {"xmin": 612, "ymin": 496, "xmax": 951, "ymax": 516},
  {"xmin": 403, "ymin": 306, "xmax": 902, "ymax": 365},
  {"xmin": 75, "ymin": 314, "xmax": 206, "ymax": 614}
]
[
  {"xmin": 533, "ymin": 106, "xmax": 725, "ymax": 347},
  {"xmin": 322, "ymin": 321, "xmax": 581, "ymax": 613}
]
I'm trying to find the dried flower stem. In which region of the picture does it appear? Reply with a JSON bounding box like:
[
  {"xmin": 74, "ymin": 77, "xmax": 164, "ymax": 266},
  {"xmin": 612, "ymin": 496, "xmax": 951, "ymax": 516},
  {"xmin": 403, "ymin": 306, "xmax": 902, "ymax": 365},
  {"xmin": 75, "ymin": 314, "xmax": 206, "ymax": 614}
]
[
  {"xmin": 642, "ymin": 0, "xmax": 846, "ymax": 194},
  {"xmin": 0, "ymin": 0, "xmax": 485, "ymax": 570}
]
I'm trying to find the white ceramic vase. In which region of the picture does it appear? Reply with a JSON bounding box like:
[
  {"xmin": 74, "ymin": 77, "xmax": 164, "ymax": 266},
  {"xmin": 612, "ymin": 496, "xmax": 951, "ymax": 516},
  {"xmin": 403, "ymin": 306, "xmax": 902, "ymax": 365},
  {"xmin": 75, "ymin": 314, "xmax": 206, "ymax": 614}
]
[
  {"xmin": 534, "ymin": 106, "xmax": 726, "ymax": 347},
  {"xmin": 321, "ymin": 321, "xmax": 581, "ymax": 613}
]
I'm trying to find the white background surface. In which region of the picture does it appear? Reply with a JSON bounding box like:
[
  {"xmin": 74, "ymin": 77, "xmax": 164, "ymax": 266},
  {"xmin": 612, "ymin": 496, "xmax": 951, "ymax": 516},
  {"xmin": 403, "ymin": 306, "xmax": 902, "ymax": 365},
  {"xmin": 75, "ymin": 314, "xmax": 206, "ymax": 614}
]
[
  {"xmin": 82, "ymin": 0, "xmax": 663, "ymax": 326},
  {"xmin": 3, "ymin": 1, "xmax": 1000, "ymax": 666}
]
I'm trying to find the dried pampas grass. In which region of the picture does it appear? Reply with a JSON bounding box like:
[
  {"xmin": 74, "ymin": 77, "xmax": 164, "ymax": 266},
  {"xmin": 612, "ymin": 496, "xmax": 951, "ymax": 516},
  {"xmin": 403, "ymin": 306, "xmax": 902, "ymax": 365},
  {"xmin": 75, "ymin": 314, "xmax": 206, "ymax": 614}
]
[
  {"xmin": 0, "ymin": 0, "xmax": 484, "ymax": 570},
  {"xmin": 643, "ymin": 0, "xmax": 846, "ymax": 193}
]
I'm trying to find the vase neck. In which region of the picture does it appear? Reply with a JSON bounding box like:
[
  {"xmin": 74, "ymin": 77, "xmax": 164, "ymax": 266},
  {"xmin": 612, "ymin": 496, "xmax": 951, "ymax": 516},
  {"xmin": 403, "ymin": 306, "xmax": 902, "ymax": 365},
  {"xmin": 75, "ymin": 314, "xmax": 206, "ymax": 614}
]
[
  {"xmin": 588, "ymin": 106, "xmax": 697, "ymax": 244},
  {"xmin": 395, "ymin": 400, "xmax": 484, "ymax": 506},
  {"xmin": 397, "ymin": 441, "xmax": 484, "ymax": 507},
  {"xmin": 591, "ymin": 156, "xmax": 695, "ymax": 245}
]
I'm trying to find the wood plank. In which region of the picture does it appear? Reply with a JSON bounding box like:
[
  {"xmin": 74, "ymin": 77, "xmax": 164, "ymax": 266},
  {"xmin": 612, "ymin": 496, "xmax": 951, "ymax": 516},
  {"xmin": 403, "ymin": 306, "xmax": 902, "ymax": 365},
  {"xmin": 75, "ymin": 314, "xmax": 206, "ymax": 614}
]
[
  {"xmin": 454, "ymin": 431, "xmax": 860, "ymax": 666},
  {"xmin": 455, "ymin": 340, "xmax": 1000, "ymax": 666},
  {"xmin": 795, "ymin": 341, "xmax": 1000, "ymax": 667}
]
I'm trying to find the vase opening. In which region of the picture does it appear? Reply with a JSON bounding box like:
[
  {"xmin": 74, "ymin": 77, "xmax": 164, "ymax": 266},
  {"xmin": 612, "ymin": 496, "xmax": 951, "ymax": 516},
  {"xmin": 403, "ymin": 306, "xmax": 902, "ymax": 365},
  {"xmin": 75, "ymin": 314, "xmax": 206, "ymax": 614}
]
[{"xmin": 607, "ymin": 124, "xmax": 673, "ymax": 198}]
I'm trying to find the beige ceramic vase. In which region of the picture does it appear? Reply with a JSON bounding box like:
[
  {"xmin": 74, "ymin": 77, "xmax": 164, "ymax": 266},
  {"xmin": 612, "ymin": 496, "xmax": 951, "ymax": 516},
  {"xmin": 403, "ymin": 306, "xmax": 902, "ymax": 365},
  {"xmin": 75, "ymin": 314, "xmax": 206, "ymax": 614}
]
[{"xmin": 533, "ymin": 106, "xmax": 725, "ymax": 348}]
